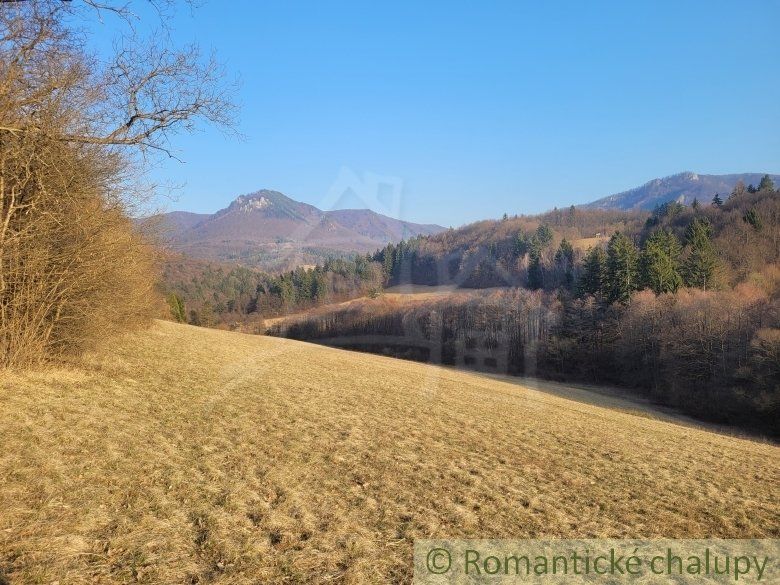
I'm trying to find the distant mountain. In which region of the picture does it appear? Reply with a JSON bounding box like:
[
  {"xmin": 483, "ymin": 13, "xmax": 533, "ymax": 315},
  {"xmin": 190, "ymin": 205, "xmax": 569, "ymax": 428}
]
[
  {"xmin": 584, "ymin": 172, "xmax": 780, "ymax": 211},
  {"xmin": 150, "ymin": 211, "xmax": 211, "ymax": 234},
  {"xmin": 325, "ymin": 208, "xmax": 443, "ymax": 241},
  {"xmin": 145, "ymin": 190, "xmax": 445, "ymax": 272}
]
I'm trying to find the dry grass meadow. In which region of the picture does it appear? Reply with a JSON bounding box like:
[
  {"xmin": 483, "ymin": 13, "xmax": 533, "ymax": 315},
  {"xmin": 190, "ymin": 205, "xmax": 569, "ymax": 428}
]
[
  {"xmin": 262, "ymin": 285, "xmax": 468, "ymax": 329},
  {"xmin": 1, "ymin": 321, "xmax": 778, "ymax": 583}
]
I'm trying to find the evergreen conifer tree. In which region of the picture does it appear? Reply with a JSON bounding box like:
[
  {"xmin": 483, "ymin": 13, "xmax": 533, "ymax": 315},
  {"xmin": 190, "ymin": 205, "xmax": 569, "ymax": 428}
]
[
  {"xmin": 758, "ymin": 174, "xmax": 775, "ymax": 192},
  {"xmin": 578, "ymin": 246, "xmax": 606, "ymax": 297},
  {"xmin": 682, "ymin": 218, "xmax": 717, "ymax": 290},
  {"xmin": 604, "ymin": 232, "xmax": 639, "ymax": 304},
  {"xmin": 640, "ymin": 229, "xmax": 683, "ymax": 294}
]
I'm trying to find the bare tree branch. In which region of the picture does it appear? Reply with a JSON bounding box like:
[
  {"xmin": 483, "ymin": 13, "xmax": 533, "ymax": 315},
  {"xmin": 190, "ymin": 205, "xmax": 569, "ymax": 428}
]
[{"xmin": 0, "ymin": 0, "xmax": 236, "ymax": 365}]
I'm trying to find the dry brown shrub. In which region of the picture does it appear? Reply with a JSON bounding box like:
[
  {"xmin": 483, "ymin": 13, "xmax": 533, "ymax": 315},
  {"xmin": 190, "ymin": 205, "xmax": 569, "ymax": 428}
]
[
  {"xmin": 0, "ymin": 128, "xmax": 158, "ymax": 365},
  {"xmin": 0, "ymin": 1, "xmax": 232, "ymax": 367}
]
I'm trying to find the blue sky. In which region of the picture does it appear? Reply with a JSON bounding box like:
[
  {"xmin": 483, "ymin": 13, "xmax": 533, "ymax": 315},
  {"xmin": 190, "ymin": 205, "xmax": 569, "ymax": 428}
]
[{"xmin": 93, "ymin": 1, "xmax": 779, "ymax": 227}]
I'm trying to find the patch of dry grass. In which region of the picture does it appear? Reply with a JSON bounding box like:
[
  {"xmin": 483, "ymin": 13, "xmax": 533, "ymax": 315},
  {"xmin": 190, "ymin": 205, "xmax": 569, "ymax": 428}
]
[
  {"xmin": 0, "ymin": 321, "xmax": 778, "ymax": 583},
  {"xmin": 264, "ymin": 286, "xmax": 493, "ymax": 329},
  {"xmin": 572, "ymin": 236, "xmax": 609, "ymax": 251}
]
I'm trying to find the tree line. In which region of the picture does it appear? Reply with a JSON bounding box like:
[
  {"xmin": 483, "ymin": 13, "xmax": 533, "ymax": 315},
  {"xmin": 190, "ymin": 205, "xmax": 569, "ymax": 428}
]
[
  {"xmin": 162, "ymin": 255, "xmax": 383, "ymax": 330},
  {"xmin": 270, "ymin": 280, "xmax": 778, "ymax": 435},
  {"xmin": 372, "ymin": 178, "xmax": 776, "ymax": 296}
]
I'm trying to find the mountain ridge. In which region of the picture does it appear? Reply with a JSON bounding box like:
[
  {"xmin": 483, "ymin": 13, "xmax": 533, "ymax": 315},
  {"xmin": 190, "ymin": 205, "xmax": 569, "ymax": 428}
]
[
  {"xmin": 583, "ymin": 171, "xmax": 780, "ymax": 210},
  {"xmin": 146, "ymin": 173, "xmax": 779, "ymax": 272},
  {"xmin": 146, "ymin": 189, "xmax": 445, "ymax": 271}
]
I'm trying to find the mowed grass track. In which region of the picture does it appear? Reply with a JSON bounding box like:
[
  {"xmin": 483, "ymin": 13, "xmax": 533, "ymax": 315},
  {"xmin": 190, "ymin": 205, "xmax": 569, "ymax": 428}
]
[{"xmin": 0, "ymin": 321, "xmax": 777, "ymax": 583}]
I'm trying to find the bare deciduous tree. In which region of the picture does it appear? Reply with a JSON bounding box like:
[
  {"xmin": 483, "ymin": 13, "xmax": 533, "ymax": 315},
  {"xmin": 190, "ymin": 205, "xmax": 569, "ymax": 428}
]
[{"xmin": 0, "ymin": 0, "xmax": 235, "ymax": 366}]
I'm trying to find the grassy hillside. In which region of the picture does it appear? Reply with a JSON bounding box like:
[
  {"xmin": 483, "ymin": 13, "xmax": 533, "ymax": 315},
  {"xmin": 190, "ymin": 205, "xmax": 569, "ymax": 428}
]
[{"xmin": 1, "ymin": 321, "xmax": 777, "ymax": 583}]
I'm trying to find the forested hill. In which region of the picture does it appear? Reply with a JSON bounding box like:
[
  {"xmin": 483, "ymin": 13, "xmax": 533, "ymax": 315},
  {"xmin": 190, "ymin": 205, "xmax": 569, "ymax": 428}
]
[
  {"xmin": 373, "ymin": 180, "xmax": 779, "ymax": 293},
  {"xmin": 162, "ymin": 179, "xmax": 778, "ymax": 338}
]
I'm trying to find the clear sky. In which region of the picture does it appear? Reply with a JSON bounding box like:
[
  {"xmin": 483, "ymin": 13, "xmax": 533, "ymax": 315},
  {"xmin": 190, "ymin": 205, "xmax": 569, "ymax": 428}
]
[{"xmin": 93, "ymin": 1, "xmax": 780, "ymax": 227}]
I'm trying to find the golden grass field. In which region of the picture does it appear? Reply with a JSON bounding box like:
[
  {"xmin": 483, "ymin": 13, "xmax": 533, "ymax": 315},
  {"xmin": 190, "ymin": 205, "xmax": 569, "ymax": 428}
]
[
  {"xmin": 262, "ymin": 285, "xmax": 468, "ymax": 329},
  {"xmin": 1, "ymin": 321, "xmax": 778, "ymax": 583},
  {"xmin": 571, "ymin": 236, "xmax": 609, "ymax": 251}
]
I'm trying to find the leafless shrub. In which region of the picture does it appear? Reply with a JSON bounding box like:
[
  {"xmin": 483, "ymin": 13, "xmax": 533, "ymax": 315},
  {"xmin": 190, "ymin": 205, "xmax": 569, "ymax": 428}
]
[{"xmin": 0, "ymin": 0, "xmax": 234, "ymax": 367}]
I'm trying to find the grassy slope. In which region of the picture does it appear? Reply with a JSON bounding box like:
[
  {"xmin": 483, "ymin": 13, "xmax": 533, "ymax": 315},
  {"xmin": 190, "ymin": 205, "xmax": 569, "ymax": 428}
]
[
  {"xmin": 262, "ymin": 285, "xmax": 467, "ymax": 328},
  {"xmin": 0, "ymin": 321, "xmax": 778, "ymax": 583}
]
